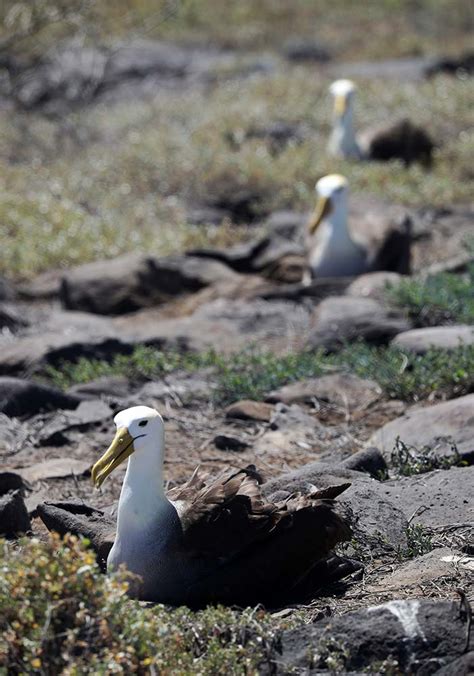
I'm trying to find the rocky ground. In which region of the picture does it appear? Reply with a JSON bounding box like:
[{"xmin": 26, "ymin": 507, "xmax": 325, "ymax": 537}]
[{"xmin": 1, "ymin": 3, "xmax": 473, "ymax": 674}]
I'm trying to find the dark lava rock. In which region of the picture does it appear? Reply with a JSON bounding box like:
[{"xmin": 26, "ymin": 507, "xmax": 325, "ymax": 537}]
[
  {"xmin": 11, "ymin": 39, "xmax": 193, "ymax": 112},
  {"xmin": 67, "ymin": 376, "xmax": 131, "ymax": 400},
  {"xmin": 282, "ymin": 38, "xmax": 331, "ymax": 63},
  {"xmin": 33, "ymin": 399, "xmax": 113, "ymax": 447},
  {"xmin": 263, "ymin": 210, "xmax": 306, "ymax": 240},
  {"xmin": 0, "ymin": 305, "xmax": 26, "ymax": 331},
  {"xmin": 230, "ymin": 121, "xmax": 306, "ymax": 155},
  {"xmin": 0, "ymin": 277, "xmax": 15, "ymax": 301},
  {"xmin": 0, "ymin": 378, "xmax": 81, "ymax": 417},
  {"xmin": 0, "ymin": 490, "xmax": 31, "ymax": 537},
  {"xmin": 434, "ymin": 652, "xmax": 474, "ymax": 676},
  {"xmin": 382, "ymin": 466, "xmax": 474, "ymax": 528},
  {"xmin": 60, "ymin": 253, "xmax": 237, "ymax": 315},
  {"xmin": 185, "ymin": 205, "xmax": 230, "ymax": 226},
  {"xmin": 308, "ymin": 296, "xmax": 411, "ymax": 350},
  {"xmin": 0, "ymin": 471, "xmax": 25, "ymax": 495},
  {"xmin": 277, "ymin": 598, "xmax": 472, "ymax": 674},
  {"xmin": 37, "ymin": 502, "xmax": 115, "ymax": 568},
  {"xmin": 225, "ymin": 400, "xmax": 274, "ymax": 423},
  {"xmin": 425, "ymin": 51, "xmax": 474, "ymax": 78},
  {"xmin": 370, "ymin": 394, "xmax": 474, "ymax": 465},
  {"xmin": 190, "ymin": 233, "xmax": 305, "ymax": 278},
  {"xmin": 263, "ymin": 463, "xmax": 408, "ymax": 551},
  {"xmin": 341, "ymin": 447, "xmax": 388, "ymax": 479},
  {"xmin": 0, "ymin": 334, "xmax": 136, "ymax": 376},
  {"xmin": 265, "ymin": 373, "xmax": 381, "ymax": 410},
  {"xmin": 213, "ymin": 434, "xmax": 250, "ymax": 452}
]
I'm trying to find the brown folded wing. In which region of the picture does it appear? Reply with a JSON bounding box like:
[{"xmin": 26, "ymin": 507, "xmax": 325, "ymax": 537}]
[{"xmin": 168, "ymin": 465, "xmax": 352, "ymax": 605}]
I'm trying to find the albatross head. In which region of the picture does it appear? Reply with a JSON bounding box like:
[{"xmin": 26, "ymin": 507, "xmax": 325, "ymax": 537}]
[
  {"xmin": 91, "ymin": 406, "xmax": 164, "ymax": 488},
  {"xmin": 307, "ymin": 174, "xmax": 349, "ymax": 235},
  {"xmin": 329, "ymin": 79, "xmax": 356, "ymax": 118}
]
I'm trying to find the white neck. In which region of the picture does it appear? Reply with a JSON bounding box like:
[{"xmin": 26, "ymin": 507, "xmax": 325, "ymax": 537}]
[
  {"xmin": 116, "ymin": 427, "xmax": 169, "ymax": 535},
  {"xmin": 328, "ymin": 105, "xmax": 360, "ymax": 159},
  {"xmin": 325, "ymin": 197, "xmax": 350, "ymax": 243}
]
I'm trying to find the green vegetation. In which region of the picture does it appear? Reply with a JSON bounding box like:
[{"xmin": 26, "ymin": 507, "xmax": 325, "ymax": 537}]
[
  {"xmin": 403, "ymin": 524, "xmax": 434, "ymax": 559},
  {"xmin": 389, "ymin": 264, "xmax": 474, "ymax": 326},
  {"xmin": 391, "ymin": 436, "xmax": 466, "ymax": 476},
  {"xmin": 45, "ymin": 341, "xmax": 474, "ymax": 404},
  {"xmin": 0, "ymin": 535, "xmax": 286, "ymax": 675}
]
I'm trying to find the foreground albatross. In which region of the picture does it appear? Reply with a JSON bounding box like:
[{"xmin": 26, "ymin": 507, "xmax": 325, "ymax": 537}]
[
  {"xmin": 328, "ymin": 79, "xmax": 434, "ymax": 166},
  {"xmin": 88, "ymin": 405, "xmax": 351, "ymax": 606},
  {"xmin": 305, "ymin": 174, "xmax": 411, "ymax": 280}
]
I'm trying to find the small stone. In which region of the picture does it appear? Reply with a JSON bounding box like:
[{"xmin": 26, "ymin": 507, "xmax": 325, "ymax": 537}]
[
  {"xmin": 0, "ymin": 377, "xmax": 81, "ymax": 417},
  {"xmin": 266, "ymin": 373, "xmax": 381, "ymax": 409},
  {"xmin": 225, "ymin": 400, "xmax": 273, "ymax": 422},
  {"xmin": 13, "ymin": 458, "xmax": 91, "ymax": 483},
  {"xmin": 341, "ymin": 447, "xmax": 387, "ymax": 478},
  {"xmin": 0, "ymin": 490, "xmax": 31, "ymax": 537},
  {"xmin": 213, "ymin": 435, "xmax": 250, "ymax": 452},
  {"xmin": 391, "ymin": 325, "xmax": 474, "ymax": 354},
  {"xmin": 346, "ymin": 271, "xmax": 403, "ymax": 299},
  {"xmin": 0, "ymin": 471, "xmax": 26, "ymax": 495}
]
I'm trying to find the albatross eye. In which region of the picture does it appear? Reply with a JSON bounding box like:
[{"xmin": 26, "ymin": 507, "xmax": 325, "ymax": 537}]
[{"xmin": 138, "ymin": 420, "xmax": 148, "ymax": 428}]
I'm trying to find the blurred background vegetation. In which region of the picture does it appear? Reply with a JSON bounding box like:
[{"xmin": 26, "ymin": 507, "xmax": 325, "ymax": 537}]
[{"xmin": 0, "ymin": 1, "xmax": 472, "ymax": 278}]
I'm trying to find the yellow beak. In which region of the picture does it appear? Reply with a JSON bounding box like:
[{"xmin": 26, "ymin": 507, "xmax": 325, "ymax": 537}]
[
  {"xmin": 91, "ymin": 427, "xmax": 135, "ymax": 488},
  {"xmin": 307, "ymin": 196, "xmax": 332, "ymax": 235},
  {"xmin": 334, "ymin": 94, "xmax": 347, "ymax": 117}
]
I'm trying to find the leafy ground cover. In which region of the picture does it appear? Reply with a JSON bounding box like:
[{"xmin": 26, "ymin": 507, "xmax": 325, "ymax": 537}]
[
  {"xmin": 45, "ymin": 341, "xmax": 474, "ymax": 404},
  {"xmin": 388, "ymin": 263, "xmax": 474, "ymax": 326},
  {"xmin": 0, "ymin": 535, "xmax": 285, "ymax": 675}
]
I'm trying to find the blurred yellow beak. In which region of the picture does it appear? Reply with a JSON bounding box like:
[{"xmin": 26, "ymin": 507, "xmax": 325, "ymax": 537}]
[
  {"xmin": 91, "ymin": 427, "xmax": 135, "ymax": 488},
  {"xmin": 334, "ymin": 94, "xmax": 348, "ymax": 116},
  {"xmin": 307, "ymin": 196, "xmax": 332, "ymax": 234}
]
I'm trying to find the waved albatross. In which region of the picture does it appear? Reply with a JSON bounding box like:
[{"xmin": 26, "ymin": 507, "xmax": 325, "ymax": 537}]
[
  {"xmin": 328, "ymin": 79, "xmax": 434, "ymax": 166},
  {"xmin": 80, "ymin": 405, "xmax": 351, "ymax": 606},
  {"xmin": 305, "ymin": 174, "xmax": 411, "ymax": 280}
]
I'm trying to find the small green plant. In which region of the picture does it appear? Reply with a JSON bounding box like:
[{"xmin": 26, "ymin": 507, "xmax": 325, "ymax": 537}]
[
  {"xmin": 403, "ymin": 524, "xmax": 434, "ymax": 559},
  {"xmin": 388, "ymin": 265, "xmax": 474, "ymax": 327},
  {"xmin": 0, "ymin": 535, "xmax": 288, "ymax": 675},
  {"xmin": 391, "ymin": 437, "xmax": 466, "ymax": 476}
]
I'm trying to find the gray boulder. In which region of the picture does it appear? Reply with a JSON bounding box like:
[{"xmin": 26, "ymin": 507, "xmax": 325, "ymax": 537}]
[{"xmin": 308, "ymin": 296, "xmax": 411, "ymax": 350}]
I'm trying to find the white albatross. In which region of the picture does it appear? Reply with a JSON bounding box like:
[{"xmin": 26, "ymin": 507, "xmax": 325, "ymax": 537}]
[
  {"xmin": 89, "ymin": 405, "xmax": 351, "ymax": 606},
  {"xmin": 328, "ymin": 79, "xmax": 434, "ymax": 166},
  {"xmin": 305, "ymin": 174, "xmax": 411, "ymax": 281}
]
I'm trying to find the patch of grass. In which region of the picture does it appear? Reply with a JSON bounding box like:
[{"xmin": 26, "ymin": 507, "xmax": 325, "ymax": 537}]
[
  {"xmin": 0, "ymin": 534, "xmax": 287, "ymax": 675},
  {"xmin": 3, "ymin": 0, "xmax": 472, "ymax": 59},
  {"xmin": 45, "ymin": 342, "xmax": 474, "ymax": 404},
  {"xmin": 389, "ymin": 265, "xmax": 474, "ymax": 326},
  {"xmin": 391, "ymin": 436, "xmax": 466, "ymax": 476}
]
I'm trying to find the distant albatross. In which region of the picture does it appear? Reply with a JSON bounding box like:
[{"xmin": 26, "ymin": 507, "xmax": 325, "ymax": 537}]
[
  {"xmin": 305, "ymin": 174, "xmax": 411, "ymax": 280},
  {"xmin": 328, "ymin": 79, "xmax": 434, "ymax": 166},
  {"xmin": 87, "ymin": 405, "xmax": 351, "ymax": 606}
]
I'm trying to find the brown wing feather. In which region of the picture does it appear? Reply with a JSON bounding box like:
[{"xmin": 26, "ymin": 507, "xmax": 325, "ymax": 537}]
[
  {"xmin": 183, "ymin": 494, "xmax": 352, "ymax": 607},
  {"xmin": 167, "ymin": 464, "xmax": 351, "ymax": 605},
  {"xmin": 169, "ymin": 465, "xmax": 282, "ymax": 558}
]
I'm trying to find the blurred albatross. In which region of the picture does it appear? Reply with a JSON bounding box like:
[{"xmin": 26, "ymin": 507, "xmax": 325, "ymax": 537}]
[
  {"xmin": 305, "ymin": 174, "xmax": 411, "ymax": 280},
  {"xmin": 328, "ymin": 79, "xmax": 434, "ymax": 166},
  {"xmin": 88, "ymin": 405, "xmax": 351, "ymax": 606}
]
